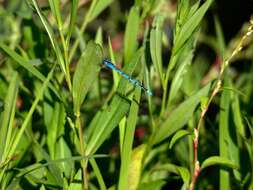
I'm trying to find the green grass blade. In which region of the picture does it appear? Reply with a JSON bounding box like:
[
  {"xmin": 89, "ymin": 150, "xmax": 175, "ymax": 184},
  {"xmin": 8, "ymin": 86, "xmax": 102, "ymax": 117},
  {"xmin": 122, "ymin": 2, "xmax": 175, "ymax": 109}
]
[
  {"xmin": 124, "ymin": 6, "xmax": 140, "ymax": 64},
  {"xmin": 152, "ymin": 83, "xmax": 211, "ymax": 145},
  {"xmin": 69, "ymin": 0, "xmax": 113, "ymax": 61},
  {"xmin": 174, "ymin": 0, "xmax": 190, "ymax": 38},
  {"xmin": 7, "ymin": 66, "xmax": 56, "ymax": 158},
  {"xmin": 167, "ymin": 51, "xmax": 193, "ymax": 107},
  {"xmin": 108, "ymin": 37, "xmax": 120, "ymax": 90},
  {"xmin": 150, "ymin": 15, "xmax": 165, "ymax": 86},
  {"xmin": 95, "ymin": 27, "xmax": 103, "ymax": 46},
  {"xmin": 127, "ymin": 144, "xmax": 147, "ymax": 190},
  {"xmin": 0, "ymin": 72, "xmax": 19, "ymax": 162},
  {"xmin": 85, "ymin": 94, "xmax": 130, "ymax": 155},
  {"xmin": 219, "ymin": 76, "xmax": 231, "ymax": 190},
  {"xmin": 231, "ymin": 94, "xmax": 245, "ymax": 138},
  {"xmin": 16, "ymin": 154, "xmax": 108, "ymax": 178},
  {"xmin": 31, "ymin": 0, "xmax": 66, "ymax": 74},
  {"xmin": 46, "ymin": 102, "xmax": 66, "ymax": 159},
  {"xmin": 72, "ymin": 41, "xmax": 103, "ymax": 114},
  {"xmin": 87, "ymin": 0, "xmax": 113, "ymax": 23},
  {"xmin": 89, "ymin": 158, "xmax": 107, "ymax": 190},
  {"xmin": 0, "ymin": 42, "xmax": 61, "ymax": 100},
  {"xmin": 67, "ymin": 0, "xmax": 79, "ymax": 45},
  {"xmin": 48, "ymin": 0, "xmax": 62, "ymax": 28},
  {"xmin": 117, "ymin": 49, "xmax": 143, "ymax": 153},
  {"xmin": 55, "ymin": 137, "xmax": 73, "ymax": 178},
  {"xmin": 118, "ymin": 75, "xmax": 142, "ymax": 190},
  {"xmin": 214, "ymin": 15, "xmax": 226, "ymax": 62},
  {"xmin": 174, "ymin": 0, "xmax": 213, "ymax": 54}
]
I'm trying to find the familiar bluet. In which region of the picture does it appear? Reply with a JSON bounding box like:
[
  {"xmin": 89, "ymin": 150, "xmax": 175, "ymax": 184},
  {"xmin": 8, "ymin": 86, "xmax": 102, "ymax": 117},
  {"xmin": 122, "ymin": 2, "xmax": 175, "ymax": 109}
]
[{"xmin": 102, "ymin": 60, "xmax": 153, "ymax": 96}]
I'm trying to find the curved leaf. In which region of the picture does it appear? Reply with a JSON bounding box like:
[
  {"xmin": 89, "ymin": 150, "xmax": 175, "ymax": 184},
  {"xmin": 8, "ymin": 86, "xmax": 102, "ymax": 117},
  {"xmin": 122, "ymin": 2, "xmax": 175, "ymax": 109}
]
[
  {"xmin": 201, "ymin": 156, "xmax": 239, "ymax": 170},
  {"xmin": 169, "ymin": 129, "xmax": 192, "ymax": 149},
  {"xmin": 152, "ymin": 163, "xmax": 190, "ymax": 185}
]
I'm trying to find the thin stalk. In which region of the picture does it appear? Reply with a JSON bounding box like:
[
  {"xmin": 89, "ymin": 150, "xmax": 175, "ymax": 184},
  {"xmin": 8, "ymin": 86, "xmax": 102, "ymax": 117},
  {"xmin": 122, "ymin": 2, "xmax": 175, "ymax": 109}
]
[
  {"xmin": 76, "ymin": 111, "xmax": 88, "ymax": 190},
  {"xmin": 160, "ymin": 74, "xmax": 168, "ymax": 116},
  {"xmin": 160, "ymin": 56, "xmax": 173, "ymax": 117},
  {"xmin": 58, "ymin": 23, "xmax": 72, "ymax": 91},
  {"xmin": 189, "ymin": 19, "xmax": 253, "ymax": 190}
]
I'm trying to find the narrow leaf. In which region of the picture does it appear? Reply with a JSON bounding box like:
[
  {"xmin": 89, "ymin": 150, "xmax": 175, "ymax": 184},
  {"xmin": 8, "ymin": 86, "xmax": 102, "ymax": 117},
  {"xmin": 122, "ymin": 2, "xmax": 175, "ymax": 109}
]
[
  {"xmin": 86, "ymin": 95, "xmax": 130, "ymax": 155},
  {"xmin": 67, "ymin": 0, "xmax": 79, "ymax": 45},
  {"xmin": 87, "ymin": 0, "xmax": 113, "ymax": 22},
  {"xmin": 48, "ymin": 0, "xmax": 62, "ymax": 28},
  {"xmin": 89, "ymin": 158, "xmax": 107, "ymax": 190},
  {"xmin": 118, "ymin": 73, "xmax": 142, "ymax": 190},
  {"xmin": 8, "ymin": 66, "xmax": 55, "ymax": 158},
  {"xmin": 0, "ymin": 42, "xmax": 61, "ymax": 99},
  {"xmin": 174, "ymin": 0, "xmax": 213, "ymax": 53},
  {"xmin": 55, "ymin": 137, "xmax": 73, "ymax": 178},
  {"xmin": 152, "ymin": 83, "xmax": 210, "ymax": 145},
  {"xmin": 128, "ymin": 144, "xmax": 147, "ymax": 190},
  {"xmin": 0, "ymin": 72, "xmax": 19, "ymax": 161},
  {"xmin": 168, "ymin": 52, "xmax": 193, "ymax": 106},
  {"xmin": 72, "ymin": 41, "xmax": 102, "ymax": 114},
  {"xmin": 47, "ymin": 102, "xmax": 66, "ymax": 159},
  {"xmin": 214, "ymin": 16, "xmax": 225, "ymax": 60},
  {"xmin": 124, "ymin": 6, "xmax": 140, "ymax": 64},
  {"xmin": 150, "ymin": 15, "xmax": 165, "ymax": 86},
  {"xmin": 219, "ymin": 76, "xmax": 231, "ymax": 190},
  {"xmin": 31, "ymin": 0, "xmax": 66, "ymax": 74}
]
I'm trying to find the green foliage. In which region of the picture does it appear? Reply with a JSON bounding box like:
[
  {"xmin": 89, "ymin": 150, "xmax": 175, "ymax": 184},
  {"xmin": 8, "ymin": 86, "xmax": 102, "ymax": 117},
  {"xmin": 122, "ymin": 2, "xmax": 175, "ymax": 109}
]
[
  {"xmin": 0, "ymin": 0, "xmax": 253, "ymax": 189},
  {"xmin": 72, "ymin": 41, "xmax": 102, "ymax": 114}
]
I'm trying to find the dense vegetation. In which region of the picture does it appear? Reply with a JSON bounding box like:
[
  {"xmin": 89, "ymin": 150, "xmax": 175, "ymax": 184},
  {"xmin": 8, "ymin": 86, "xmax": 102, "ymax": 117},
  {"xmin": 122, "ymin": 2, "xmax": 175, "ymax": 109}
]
[{"xmin": 0, "ymin": 0, "xmax": 253, "ymax": 189}]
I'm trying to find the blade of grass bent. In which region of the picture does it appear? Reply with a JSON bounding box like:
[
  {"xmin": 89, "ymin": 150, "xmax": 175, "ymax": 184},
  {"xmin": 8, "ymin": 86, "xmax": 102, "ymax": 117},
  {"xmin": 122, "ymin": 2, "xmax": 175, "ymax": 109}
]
[{"xmin": 7, "ymin": 66, "xmax": 56, "ymax": 159}]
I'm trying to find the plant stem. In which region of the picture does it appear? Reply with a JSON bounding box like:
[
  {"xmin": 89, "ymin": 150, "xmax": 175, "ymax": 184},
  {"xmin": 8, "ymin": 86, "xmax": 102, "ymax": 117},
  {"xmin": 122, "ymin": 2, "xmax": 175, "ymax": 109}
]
[
  {"xmin": 76, "ymin": 111, "xmax": 89, "ymax": 190},
  {"xmin": 188, "ymin": 18, "xmax": 253, "ymax": 190}
]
